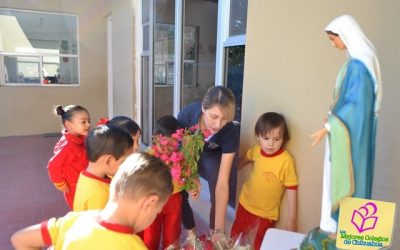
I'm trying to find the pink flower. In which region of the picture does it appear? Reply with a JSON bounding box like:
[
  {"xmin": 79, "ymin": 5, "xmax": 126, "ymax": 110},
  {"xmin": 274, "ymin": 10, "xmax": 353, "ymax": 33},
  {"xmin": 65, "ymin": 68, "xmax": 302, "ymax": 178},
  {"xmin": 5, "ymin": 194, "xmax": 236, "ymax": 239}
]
[
  {"xmin": 160, "ymin": 154, "xmax": 169, "ymax": 162},
  {"xmin": 149, "ymin": 125, "xmax": 205, "ymax": 192},
  {"xmin": 160, "ymin": 136, "xmax": 169, "ymax": 146},
  {"xmin": 170, "ymin": 152, "xmax": 184, "ymax": 163},
  {"xmin": 171, "ymin": 165, "xmax": 182, "ymax": 180},
  {"xmin": 170, "ymin": 140, "xmax": 179, "ymax": 149},
  {"xmin": 202, "ymin": 128, "xmax": 212, "ymax": 138},
  {"xmin": 189, "ymin": 124, "xmax": 200, "ymax": 132},
  {"xmin": 172, "ymin": 128, "xmax": 184, "ymax": 140}
]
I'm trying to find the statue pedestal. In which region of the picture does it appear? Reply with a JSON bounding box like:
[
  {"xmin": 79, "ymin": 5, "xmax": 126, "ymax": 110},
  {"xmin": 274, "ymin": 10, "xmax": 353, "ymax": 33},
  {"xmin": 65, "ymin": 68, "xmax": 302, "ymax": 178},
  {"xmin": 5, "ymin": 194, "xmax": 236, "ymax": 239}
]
[{"xmin": 300, "ymin": 227, "xmax": 337, "ymax": 250}]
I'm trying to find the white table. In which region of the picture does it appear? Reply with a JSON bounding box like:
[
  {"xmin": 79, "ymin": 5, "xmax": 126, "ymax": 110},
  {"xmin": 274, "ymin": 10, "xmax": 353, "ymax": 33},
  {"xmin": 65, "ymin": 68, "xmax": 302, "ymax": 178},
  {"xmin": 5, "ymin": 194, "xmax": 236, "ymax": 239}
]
[{"xmin": 260, "ymin": 228, "xmax": 305, "ymax": 250}]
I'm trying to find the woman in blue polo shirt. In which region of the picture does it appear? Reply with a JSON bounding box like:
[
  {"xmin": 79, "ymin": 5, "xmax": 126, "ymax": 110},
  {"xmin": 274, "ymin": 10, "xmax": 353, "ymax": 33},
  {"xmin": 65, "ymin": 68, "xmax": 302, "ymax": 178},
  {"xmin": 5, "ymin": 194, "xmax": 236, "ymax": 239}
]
[{"xmin": 178, "ymin": 86, "xmax": 240, "ymax": 236}]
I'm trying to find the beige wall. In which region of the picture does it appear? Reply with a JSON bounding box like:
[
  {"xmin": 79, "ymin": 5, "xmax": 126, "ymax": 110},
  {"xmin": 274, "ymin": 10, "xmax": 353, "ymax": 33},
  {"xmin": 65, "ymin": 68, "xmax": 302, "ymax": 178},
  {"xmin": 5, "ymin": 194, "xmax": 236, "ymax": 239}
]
[
  {"xmin": 109, "ymin": 0, "xmax": 139, "ymax": 119},
  {"xmin": 241, "ymin": 0, "xmax": 399, "ymax": 245},
  {"xmin": 0, "ymin": 0, "xmax": 112, "ymax": 137}
]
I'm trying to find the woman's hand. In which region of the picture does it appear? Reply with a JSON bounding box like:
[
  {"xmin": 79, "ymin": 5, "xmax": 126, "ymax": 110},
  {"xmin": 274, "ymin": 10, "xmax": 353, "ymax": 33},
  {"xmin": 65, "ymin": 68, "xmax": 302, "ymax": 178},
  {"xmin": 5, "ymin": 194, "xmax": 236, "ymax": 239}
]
[
  {"xmin": 188, "ymin": 190, "xmax": 200, "ymax": 200},
  {"xmin": 310, "ymin": 127, "xmax": 328, "ymax": 146},
  {"xmin": 188, "ymin": 177, "xmax": 201, "ymax": 200}
]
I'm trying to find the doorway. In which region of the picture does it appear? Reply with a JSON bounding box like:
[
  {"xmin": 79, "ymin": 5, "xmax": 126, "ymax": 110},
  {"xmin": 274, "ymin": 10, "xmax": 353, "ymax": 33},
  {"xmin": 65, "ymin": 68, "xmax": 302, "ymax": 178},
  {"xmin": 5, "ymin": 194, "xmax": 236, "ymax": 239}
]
[{"xmin": 141, "ymin": 0, "xmax": 218, "ymax": 145}]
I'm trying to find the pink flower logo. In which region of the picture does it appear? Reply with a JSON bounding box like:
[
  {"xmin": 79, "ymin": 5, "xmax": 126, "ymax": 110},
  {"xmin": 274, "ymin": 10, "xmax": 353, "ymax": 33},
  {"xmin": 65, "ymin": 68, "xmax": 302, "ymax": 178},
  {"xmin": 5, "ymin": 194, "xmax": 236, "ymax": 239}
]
[{"xmin": 351, "ymin": 202, "xmax": 378, "ymax": 233}]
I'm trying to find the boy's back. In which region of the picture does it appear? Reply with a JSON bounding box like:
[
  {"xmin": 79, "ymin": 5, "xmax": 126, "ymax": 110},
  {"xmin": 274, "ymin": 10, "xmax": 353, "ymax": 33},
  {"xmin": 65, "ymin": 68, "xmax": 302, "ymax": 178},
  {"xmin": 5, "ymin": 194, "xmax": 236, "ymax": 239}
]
[
  {"xmin": 73, "ymin": 171, "xmax": 111, "ymax": 211},
  {"xmin": 43, "ymin": 210, "xmax": 147, "ymax": 250},
  {"xmin": 73, "ymin": 125, "xmax": 133, "ymax": 211}
]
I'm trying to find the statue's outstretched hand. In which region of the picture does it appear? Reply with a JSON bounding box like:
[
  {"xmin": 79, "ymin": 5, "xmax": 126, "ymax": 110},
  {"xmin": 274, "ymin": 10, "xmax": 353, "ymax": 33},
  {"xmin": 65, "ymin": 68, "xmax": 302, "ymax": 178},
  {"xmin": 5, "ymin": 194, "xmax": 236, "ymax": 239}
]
[{"xmin": 310, "ymin": 127, "xmax": 328, "ymax": 146}]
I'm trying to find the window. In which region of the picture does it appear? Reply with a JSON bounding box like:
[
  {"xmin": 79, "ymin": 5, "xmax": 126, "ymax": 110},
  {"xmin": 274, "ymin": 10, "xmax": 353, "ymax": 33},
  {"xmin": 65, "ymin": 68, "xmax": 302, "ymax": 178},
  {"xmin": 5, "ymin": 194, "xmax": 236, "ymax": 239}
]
[
  {"xmin": 0, "ymin": 8, "xmax": 79, "ymax": 86},
  {"xmin": 229, "ymin": 0, "xmax": 247, "ymax": 36},
  {"xmin": 154, "ymin": 23, "xmax": 198, "ymax": 86},
  {"xmin": 225, "ymin": 45, "xmax": 245, "ymax": 122},
  {"xmin": 216, "ymin": 0, "xmax": 248, "ymax": 122}
]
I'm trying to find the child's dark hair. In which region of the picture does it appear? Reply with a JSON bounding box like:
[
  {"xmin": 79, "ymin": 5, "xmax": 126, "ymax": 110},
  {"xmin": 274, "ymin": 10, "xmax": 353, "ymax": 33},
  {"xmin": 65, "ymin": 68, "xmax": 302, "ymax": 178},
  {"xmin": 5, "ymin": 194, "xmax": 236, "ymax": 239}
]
[
  {"xmin": 86, "ymin": 125, "xmax": 133, "ymax": 162},
  {"xmin": 54, "ymin": 105, "xmax": 88, "ymax": 125},
  {"xmin": 107, "ymin": 116, "xmax": 141, "ymax": 137},
  {"xmin": 255, "ymin": 112, "xmax": 290, "ymax": 145},
  {"xmin": 154, "ymin": 115, "xmax": 180, "ymax": 136},
  {"xmin": 111, "ymin": 152, "xmax": 173, "ymax": 201}
]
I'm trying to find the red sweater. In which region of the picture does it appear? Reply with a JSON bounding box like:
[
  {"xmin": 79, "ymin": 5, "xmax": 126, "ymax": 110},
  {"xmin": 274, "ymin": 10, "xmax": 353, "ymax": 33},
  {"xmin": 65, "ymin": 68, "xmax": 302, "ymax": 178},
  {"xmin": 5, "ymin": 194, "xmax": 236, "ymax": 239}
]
[{"xmin": 47, "ymin": 130, "xmax": 88, "ymax": 208}]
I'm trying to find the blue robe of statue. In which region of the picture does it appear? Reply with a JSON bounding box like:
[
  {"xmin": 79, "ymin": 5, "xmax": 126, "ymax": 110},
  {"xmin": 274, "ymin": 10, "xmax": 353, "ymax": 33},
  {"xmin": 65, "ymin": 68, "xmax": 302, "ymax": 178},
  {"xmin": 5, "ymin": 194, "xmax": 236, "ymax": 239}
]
[{"xmin": 325, "ymin": 58, "xmax": 377, "ymax": 222}]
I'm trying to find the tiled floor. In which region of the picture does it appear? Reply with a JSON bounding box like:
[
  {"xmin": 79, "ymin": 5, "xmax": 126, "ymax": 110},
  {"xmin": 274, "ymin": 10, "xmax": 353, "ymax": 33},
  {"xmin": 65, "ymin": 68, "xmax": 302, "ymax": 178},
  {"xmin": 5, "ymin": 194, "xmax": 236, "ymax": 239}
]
[
  {"xmin": 0, "ymin": 134, "xmax": 69, "ymax": 249},
  {"xmin": 0, "ymin": 134, "xmax": 210, "ymax": 249}
]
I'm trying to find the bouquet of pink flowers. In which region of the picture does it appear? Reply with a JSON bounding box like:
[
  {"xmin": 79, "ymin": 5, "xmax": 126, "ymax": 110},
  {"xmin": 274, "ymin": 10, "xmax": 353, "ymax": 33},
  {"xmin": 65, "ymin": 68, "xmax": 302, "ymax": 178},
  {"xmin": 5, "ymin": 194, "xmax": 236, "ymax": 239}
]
[{"xmin": 150, "ymin": 125, "xmax": 210, "ymax": 192}]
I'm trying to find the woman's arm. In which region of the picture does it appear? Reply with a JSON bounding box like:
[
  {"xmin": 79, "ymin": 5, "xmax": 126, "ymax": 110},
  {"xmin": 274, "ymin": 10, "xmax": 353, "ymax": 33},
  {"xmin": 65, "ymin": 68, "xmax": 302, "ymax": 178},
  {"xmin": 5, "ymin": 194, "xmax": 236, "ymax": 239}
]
[
  {"xmin": 285, "ymin": 189, "xmax": 298, "ymax": 232},
  {"xmin": 214, "ymin": 152, "xmax": 235, "ymax": 232},
  {"xmin": 11, "ymin": 224, "xmax": 45, "ymax": 250}
]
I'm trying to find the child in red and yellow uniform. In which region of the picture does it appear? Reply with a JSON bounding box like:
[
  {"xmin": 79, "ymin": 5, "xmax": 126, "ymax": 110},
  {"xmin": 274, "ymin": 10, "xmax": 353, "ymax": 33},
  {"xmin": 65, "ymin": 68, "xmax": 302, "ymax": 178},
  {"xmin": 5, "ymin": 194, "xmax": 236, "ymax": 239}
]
[
  {"xmin": 231, "ymin": 112, "xmax": 298, "ymax": 250},
  {"xmin": 47, "ymin": 105, "xmax": 90, "ymax": 209},
  {"xmin": 11, "ymin": 152, "xmax": 173, "ymax": 250},
  {"xmin": 143, "ymin": 116, "xmax": 194, "ymax": 250},
  {"xmin": 73, "ymin": 125, "xmax": 133, "ymax": 211}
]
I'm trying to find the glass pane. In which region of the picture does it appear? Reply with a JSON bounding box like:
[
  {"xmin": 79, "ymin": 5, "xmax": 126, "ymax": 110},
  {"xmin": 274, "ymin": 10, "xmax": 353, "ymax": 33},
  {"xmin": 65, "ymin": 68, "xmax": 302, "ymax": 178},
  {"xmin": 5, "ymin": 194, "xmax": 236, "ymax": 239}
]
[
  {"xmin": 182, "ymin": 0, "xmax": 217, "ymax": 108},
  {"xmin": 229, "ymin": 0, "xmax": 248, "ymax": 36},
  {"xmin": 4, "ymin": 55, "xmax": 40, "ymax": 84},
  {"xmin": 57, "ymin": 57, "xmax": 79, "ymax": 84},
  {"xmin": 225, "ymin": 45, "xmax": 245, "ymax": 122},
  {"xmin": 183, "ymin": 62, "xmax": 195, "ymax": 86},
  {"xmin": 154, "ymin": 23, "xmax": 174, "ymax": 85},
  {"xmin": 43, "ymin": 56, "xmax": 60, "ymax": 84},
  {"xmin": 142, "ymin": 0, "xmax": 149, "ymax": 23},
  {"xmin": 225, "ymin": 45, "xmax": 245, "ymax": 208},
  {"xmin": 143, "ymin": 25, "xmax": 149, "ymax": 51},
  {"xmin": 141, "ymin": 56, "xmax": 150, "ymax": 145},
  {"xmin": 0, "ymin": 9, "xmax": 78, "ymax": 55},
  {"xmin": 153, "ymin": 0, "xmax": 175, "ymax": 126}
]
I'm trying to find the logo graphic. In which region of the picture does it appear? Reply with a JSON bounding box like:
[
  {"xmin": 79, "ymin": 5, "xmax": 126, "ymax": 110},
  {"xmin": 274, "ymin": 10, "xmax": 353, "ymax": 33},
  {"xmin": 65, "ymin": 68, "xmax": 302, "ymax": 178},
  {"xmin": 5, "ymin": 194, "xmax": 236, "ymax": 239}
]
[
  {"xmin": 262, "ymin": 172, "xmax": 278, "ymax": 182},
  {"xmin": 351, "ymin": 202, "xmax": 378, "ymax": 233},
  {"xmin": 336, "ymin": 197, "xmax": 396, "ymax": 250}
]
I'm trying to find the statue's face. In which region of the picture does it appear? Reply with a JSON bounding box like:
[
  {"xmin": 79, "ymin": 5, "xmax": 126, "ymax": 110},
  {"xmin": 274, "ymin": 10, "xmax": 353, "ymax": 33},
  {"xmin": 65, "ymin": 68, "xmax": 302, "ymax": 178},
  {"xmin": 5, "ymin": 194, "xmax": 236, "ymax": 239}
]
[{"xmin": 327, "ymin": 34, "xmax": 347, "ymax": 50}]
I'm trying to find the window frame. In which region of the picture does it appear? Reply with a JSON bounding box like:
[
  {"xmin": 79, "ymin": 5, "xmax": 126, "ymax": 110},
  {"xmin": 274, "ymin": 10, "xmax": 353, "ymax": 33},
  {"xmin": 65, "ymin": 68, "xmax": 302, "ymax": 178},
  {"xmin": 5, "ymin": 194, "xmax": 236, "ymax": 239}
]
[
  {"xmin": 215, "ymin": 0, "xmax": 246, "ymax": 86},
  {"xmin": 0, "ymin": 8, "xmax": 80, "ymax": 87}
]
